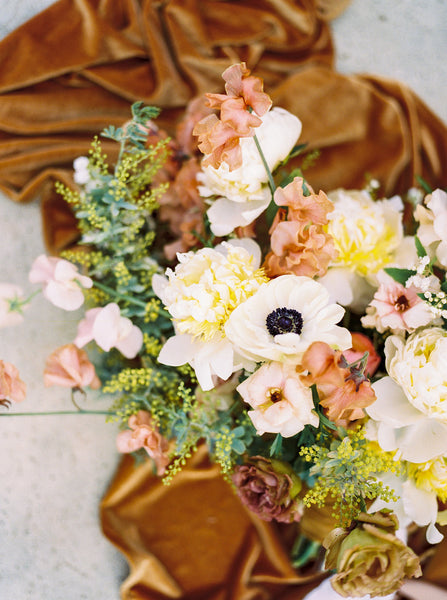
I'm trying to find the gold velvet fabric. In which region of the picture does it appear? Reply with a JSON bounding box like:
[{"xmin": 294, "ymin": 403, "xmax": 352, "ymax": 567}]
[
  {"xmin": 2, "ymin": 1, "xmax": 447, "ymax": 598},
  {"xmin": 1, "ymin": 0, "xmax": 447, "ymax": 253}
]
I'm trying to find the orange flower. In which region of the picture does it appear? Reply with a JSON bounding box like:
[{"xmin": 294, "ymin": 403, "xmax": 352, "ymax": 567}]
[
  {"xmin": 176, "ymin": 95, "xmax": 215, "ymax": 155},
  {"xmin": 44, "ymin": 344, "xmax": 101, "ymax": 390},
  {"xmin": 264, "ymin": 178, "xmax": 337, "ymax": 279},
  {"xmin": 273, "ymin": 178, "xmax": 334, "ymax": 225},
  {"xmin": 0, "ymin": 360, "xmax": 26, "ymax": 405},
  {"xmin": 265, "ymin": 221, "xmax": 337, "ymax": 278},
  {"xmin": 116, "ymin": 411, "xmax": 170, "ymax": 475},
  {"xmin": 301, "ymin": 341, "xmax": 376, "ymax": 426},
  {"xmin": 193, "ymin": 62, "xmax": 272, "ymax": 171}
]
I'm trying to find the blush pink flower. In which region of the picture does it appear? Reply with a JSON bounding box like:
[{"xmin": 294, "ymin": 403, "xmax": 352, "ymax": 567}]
[
  {"xmin": 0, "ymin": 360, "xmax": 26, "ymax": 405},
  {"xmin": 44, "ymin": 344, "xmax": 100, "ymax": 390},
  {"xmin": 264, "ymin": 178, "xmax": 337, "ymax": 279},
  {"xmin": 0, "ymin": 283, "xmax": 27, "ymax": 327},
  {"xmin": 74, "ymin": 303, "xmax": 143, "ymax": 359},
  {"xmin": 301, "ymin": 341, "xmax": 376, "ymax": 426},
  {"xmin": 237, "ymin": 361, "xmax": 318, "ymax": 437},
  {"xmin": 116, "ymin": 411, "xmax": 170, "ymax": 475},
  {"xmin": 362, "ymin": 276, "xmax": 434, "ymax": 334},
  {"xmin": 29, "ymin": 254, "xmax": 92, "ymax": 311},
  {"xmin": 193, "ymin": 62, "xmax": 272, "ymax": 171}
]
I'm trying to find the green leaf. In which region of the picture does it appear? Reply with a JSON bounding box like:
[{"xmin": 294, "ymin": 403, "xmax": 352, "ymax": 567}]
[
  {"xmin": 416, "ymin": 175, "xmax": 433, "ymax": 194},
  {"xmin": 269, "ymin": 433, "xmax": 283, "ymax": 457},
  {"xmin": 384, "ymin": 267, "xmax": 416, "ymax": 286},
  {"xmin": 414, "ymin": 236, "xmax": 427, "ymax": 258}
]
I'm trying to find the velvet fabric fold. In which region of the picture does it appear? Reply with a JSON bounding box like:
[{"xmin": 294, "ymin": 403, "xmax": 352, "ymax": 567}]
[
  {"xmin": 3, "ymin": 1, "xmax": 447, "ymax": 598},
  {"xmin": 101, "ymin": 447, "xmax": 327, "ymax": 600},
  {"xmin": 1, "ymin": 0, "xmax": 447, "ymax": 254}
]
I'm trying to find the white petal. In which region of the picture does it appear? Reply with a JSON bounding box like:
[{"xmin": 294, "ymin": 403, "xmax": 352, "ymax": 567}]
[
  {"xmin": 158, "ymin": 334, "xmax": 197, "ymax": 367},
  {"xmin": 368, "ymin": 377, "xmax": 424, "ymax": 426},
  {"xmin": 207, "ymin": 196, "xmax": 270, "ymax": 236}
]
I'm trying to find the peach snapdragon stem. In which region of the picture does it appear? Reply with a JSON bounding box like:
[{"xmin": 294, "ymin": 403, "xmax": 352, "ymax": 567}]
[
  {"xmin": 253, "ymin": 134, "xmax": 276, "ymax": 196},
  {"xmin": 93, "ymin": 280, "xmax": 148, "ymax": 308}
]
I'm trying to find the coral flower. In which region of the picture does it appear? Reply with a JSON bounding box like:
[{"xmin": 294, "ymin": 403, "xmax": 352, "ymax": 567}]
[
  {"xmin": 116, "ymin": 411, "xmax": 170, "ymax": 476},
  {"xmin": 343, "ymin": 332, "xmax": 381, "ymax": 377},
  {"xmin": 44, "ymin": 344, "xmax": 101, "ymax": 390},
  {"xmin": 264, "ymin": 178, "xmax": 337, "ymax": 279},
  {"xmin": 301, "ymin": 341, "xmax": 376, "ymax": 425},
  {"xmin": 0, "ymin": 360, "xmax": 26, "ymax": 405},
  {"xmin": 193, "ymin": 62, "xmax": 272, "ymax": 171}
]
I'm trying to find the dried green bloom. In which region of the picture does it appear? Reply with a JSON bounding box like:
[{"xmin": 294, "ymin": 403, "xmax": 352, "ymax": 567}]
[{"xmin": 323, "ymin": 511, "xmax": 422, "ymax": 597}]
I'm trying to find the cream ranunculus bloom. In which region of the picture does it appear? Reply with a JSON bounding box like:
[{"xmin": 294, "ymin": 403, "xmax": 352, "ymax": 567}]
[
  {"xmin": 319, "ymin": 189, "xmax": 415, "ymax": 311},
  {"xmin": 155, "ymin": 240, "xmax": 267, "ymax": 390},
  {"xmin": 197, "ymin": 107, "xmax": 302, "ymax": 236},
  {"xmin": 367, "ymin": 328, "xmax": 447, "ymax": 464},
  {"xmin": 415, "ymin": 188, "xmax": 447, "ymax": 267},
  {"xmin": 224, "ymin": 274, "xmax": 351, "ymax": 368}
]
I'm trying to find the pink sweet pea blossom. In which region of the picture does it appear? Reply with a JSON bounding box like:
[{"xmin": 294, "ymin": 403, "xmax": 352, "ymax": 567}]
[
  {"xmin": 237, "ymin": 362, "xmax": 318, "ymax": 437},
  {"xmin": 0, "ymin": 283, "xmax": 27, "ymax": 327},
  {"xmin": 362, "ymin": 275, "xmax": 434, "ymax": 334},
  {"xmin": 74, "ymin": 303, "xmax": 143, "ymax": 359},
  {"xmin": 44, "ymin": 344, "xmax": 101, "ymax": 390},
  {"xmin": 0, "ymin": 360, "xmax": 26, "ymax": 405},
  {"xmin": 29, "ymin": 255, "xmax": 92, "ymax": 311},
  {"xmin": 116, "ymin": 411, "xmax": 170, "ymax": 475}
]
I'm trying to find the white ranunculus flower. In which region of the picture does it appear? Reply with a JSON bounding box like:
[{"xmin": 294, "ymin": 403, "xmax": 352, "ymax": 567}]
[
  {"xmin": 155, "ymin": 240, "xmax": 266, "ymax": 390},
  {"xmin": 224, "ymin": 274, "xmax": 351, "ymax": 367},
  {"xmin": 367, "ymin": 328, "xmax": 447, "ymax": 463},
  {"xmin": 197, "ymin": 107, "xmax": 302, "ymax": 235},
  {"xmin": 415, "ymin": 188, "xmax": 447, "ymax": 267},
  {"xmin": 320, "ymin": 189, "xmax": 414, "ymax": 311}
]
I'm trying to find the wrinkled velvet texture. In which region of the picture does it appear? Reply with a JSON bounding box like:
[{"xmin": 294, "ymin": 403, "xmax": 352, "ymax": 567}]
[
  {"xmin": 3, "ymin": 1, "xmax": 447, "ymax": 598},
  {"xmin": 2, "ymin": 0, "xmax": 447, "ymax": 253}
]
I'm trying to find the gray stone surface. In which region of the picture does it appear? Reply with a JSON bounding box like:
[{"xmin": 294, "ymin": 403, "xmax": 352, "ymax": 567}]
[{"xmin": 0, "ymin": 1, "xmax": 445, "ymax": 598}]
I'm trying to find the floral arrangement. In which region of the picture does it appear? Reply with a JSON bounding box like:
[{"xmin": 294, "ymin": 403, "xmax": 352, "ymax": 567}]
[{"xmin": 2, "ymin": 62, "xmax": 447, "ymax": 598}]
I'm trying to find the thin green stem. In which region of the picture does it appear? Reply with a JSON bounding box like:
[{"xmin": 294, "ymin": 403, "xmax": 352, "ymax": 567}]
[
  {"xmin": 0, "ymin": 410, "xmax": 112, "ymax": 417},
  {"xmin": 93, "ymin": 280, "xmax": 147, "ymax": 308},
  {"xmin": 253, "ymin": 134, "xmax": 276, "ymax": 196}
]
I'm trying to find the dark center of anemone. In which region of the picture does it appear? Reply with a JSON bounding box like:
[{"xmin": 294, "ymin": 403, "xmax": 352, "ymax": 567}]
[
  {"xmin": 394, "ymin": 294, "xmax": 410, "ymax": 312},
  {"xmin": 266, "ymin": 307, "xmax": 303, "ymax": 336}
]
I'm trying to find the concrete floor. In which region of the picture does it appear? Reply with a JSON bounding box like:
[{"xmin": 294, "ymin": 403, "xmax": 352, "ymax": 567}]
[{"xmin": 0, "ymin": 1, "xmax": 446, "ymax": 598}]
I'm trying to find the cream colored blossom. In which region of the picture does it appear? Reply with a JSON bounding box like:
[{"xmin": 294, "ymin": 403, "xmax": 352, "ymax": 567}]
[
  {"xmin": 367, "ymin": 328, "xmax": 447, "ymax": 466},
  {"xmin": 156, "ymin": 240, "xmax": 267, "ymax": 390},
  {"xmin": 198, "ymin": 107, "xmax": 302, "ymax": 235},
  {"xmin": 408, "ymin": 456, "xmax": 447, "ymax": 502},
  {"xmin": 160, "ymin": 242, "xmax": 267, "ymax": 341},
  {"xmin": 225, "ymin": 274, "xmax": 351, "ymax": 367},
  {"xmin": 320, "ymin": 189, "xmax": 412, "ymax": 311},
  {"xmin": 415, "ymin": 188, "xmax": 447, "ymax": 267}
]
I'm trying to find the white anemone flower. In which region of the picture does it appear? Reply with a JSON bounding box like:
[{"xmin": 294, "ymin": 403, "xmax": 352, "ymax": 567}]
[
  {"xmin": 198, "ymin": 107, "xmax": 302, "ymax": 236},
  {"xmin": 225, "ymin": 274, "xmax": 351, "ymax": 367}
]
